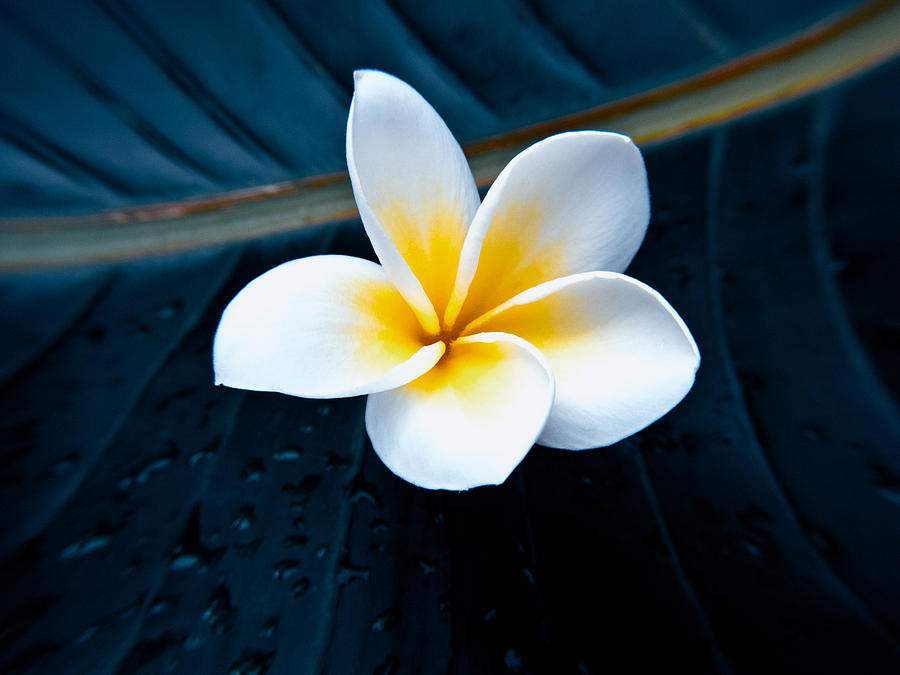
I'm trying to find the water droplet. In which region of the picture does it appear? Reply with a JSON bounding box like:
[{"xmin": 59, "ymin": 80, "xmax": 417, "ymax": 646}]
[
  {"xmin": 734, "ymin": 504, "xmax": 780, "ymax": 562},
  {"xmin": 299, "ymin": 424, "xmax": 314, "ymax": 433},
  {"xmin": 283, "ymin": 535, "xmax": 308, "ymax": 549},
  {"xmin": 183, "ymin": 633, "xmax": 208, "ymax": 651},
  {"xmin": 337, "ymin": 558, "xmax": 370, "ymax": 586},
  {"xmin": 315, "ymin": 404, "xmax": 333, "ymax": 417},
  {"xmin": 802, "ymin": 523, "xmax": 842, "ymax": 562},
  {"xmin": 156, "ymin": 298, "xmax": 183, "ymax": 319},
  {"xmin": 75, "ymin": 623, "xmax": 101, "ymax": 644},
  {"xmin": 170, "ymin": 553, "xmax": 200, "ymax": 570},
  {"xmin": 202, "ymin": 585, "xmax": 237, "ymax": 634},
  {"xmin": 169, "ymin": 505, "xmax": 225, "ymax": 571},
  {"xmin": 228, "ymin": 650, "xmax": 275, "ymax": 675},
  {"xmin": 315, "ymin": 546, "xmax": 328, "ymax": 559},
  {"xmin": 273, "ymin": 446, "xmax": 302, "ymax": 462},
  {"xmin": 483, "ymin": 608, "xmax": 497, "ymax": 622},
  {"xmin": 47, "ymin": 452, "xmax": 80, "ymax": 475},
  {"xmin": 61, "ymin": 534, "xmax": 110, "ymax": 559},
  {"xmin": 323, "ymin": 451, "xmax": 351, "ymax": 472},
  {"xmin": 505, "ymin": 649, "xmax": 524, "ymax": 672},
  {"xmin": 438, "ymin": 594, "xmax": 451, "ymax": 614},
  {"xmin": 737, "ymin": 505, "xmax": 772, "ymax": 541},
  {"xmin": 149, "ymin": 596, "xmax": 178, "ymax": 616},
  {"xmin": 232, "ymin": 506, "xmax": 255, "ymax": 531},
  {"xmin": 260, "ymin": 618, "xmax": 279, "ymax": 638},
  {"xmin": 293, "ymin": 517, "xmax": 305, "ymax": 529},
  {"xmin": 120, "ymin": 452, "xmax": 176, "ymax": 489},
  {"xmin": 273, "ymin": 560, "xmax": 301, "ymax": 581},
  {"xmin": 410, "ymin": 556, "xmax": 436, "ymax": 574},
  {"xmin": 346, "ymin": 473, "xmax": 381, "ymax": 506},
  {"xmin": 119, "ymin": 557, "xmax": 143, "ymax": 577},
  {"xmin": 282, "ymin": 475, "xmax": 323, "ymax": 500},
  {"xmin": 119, "ymin": 599, "xmax": 142, "ymax": 620},
  {"xmin": 866, "ymin": 461, "xmax": 900, "ymax": 505},
  {"xmin": 291, "ymin": 578, "xmax": 310, "ymax": 598},
  {"xmin": 370, "ymin": 519, "xmax": 389, "ymax": 535},
  {"xmin": 242, "ymin": 458, "xmax": 265, "ymax": 482},
  {"xmin": 522, "ymin": 568, "xmax": 535, "ymax": 585},
  {"xmin": 371, "ymin": 605, "xmax": 401, "ymax": 632},
  {"xmin": 187, "ymin": 437, "xmax": 220, "ymax": 465},
  {"xmin": 739, "ymin": 539, "xmax": 762, "ymax": 557}
]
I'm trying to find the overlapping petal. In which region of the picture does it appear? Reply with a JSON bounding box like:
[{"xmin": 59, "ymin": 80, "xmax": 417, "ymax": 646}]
[
  {"xmin": 469, "ymin": 272, "xmax": 700, "ymax": 449},
  {"xmin": 446, "ymin": 131, "xmax": 649, "ymax": 329},
  {"xmin": 365, "ymin": 333, "xmax": 555, "ymax": 490},
  {"xmin": 348, "ymin": 69, "xmax": 481, "ymax": 333},
  {"xmin": 213, "ymin": 255, "xmax": 444, "ymax": 399}
]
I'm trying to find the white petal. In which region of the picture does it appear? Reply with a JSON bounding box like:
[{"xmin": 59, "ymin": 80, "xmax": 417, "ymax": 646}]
[
  {"xmin": 213, "ymin": 255, "xmax": 444, "ymax": 399},
  {"xmin": 470, "ymin": 272, "xmax": 699, "ymax": 449},
  {"xmin": 365, "ymin": 332, "xmax": 555, "ymax": 490},
  {"xmin": 446, "ymin": 131, "xmax": 649, "ymax": 329},
  {"xmin": 347, "ymin": 70, "xmax": 481, "ymax": 331}
]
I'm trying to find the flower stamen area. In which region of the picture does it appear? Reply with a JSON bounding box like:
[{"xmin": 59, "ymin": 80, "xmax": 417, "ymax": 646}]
[
  {"xmin": 424, "ymin": 324, "xmax": 464, "ymax": 364},
  {"xmin": 437, "ymin": 325, "xmax": 461, "ymax": 346}
]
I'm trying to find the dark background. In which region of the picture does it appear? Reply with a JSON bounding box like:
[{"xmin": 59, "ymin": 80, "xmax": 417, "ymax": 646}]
[{"xmin": 2, "ymin": 2, "xmax": 900, "ymax": 673}]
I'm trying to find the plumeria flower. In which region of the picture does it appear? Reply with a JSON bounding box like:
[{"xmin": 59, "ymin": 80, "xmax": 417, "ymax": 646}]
[{"xmin": 214, "ymin": 71, "xmax": 699, "ymax": 490}]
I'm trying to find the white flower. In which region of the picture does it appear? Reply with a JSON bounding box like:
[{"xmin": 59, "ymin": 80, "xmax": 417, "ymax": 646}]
[{"xmin": 213, "ymin": 70, "xmax": 699, "ymax": 490}]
